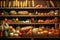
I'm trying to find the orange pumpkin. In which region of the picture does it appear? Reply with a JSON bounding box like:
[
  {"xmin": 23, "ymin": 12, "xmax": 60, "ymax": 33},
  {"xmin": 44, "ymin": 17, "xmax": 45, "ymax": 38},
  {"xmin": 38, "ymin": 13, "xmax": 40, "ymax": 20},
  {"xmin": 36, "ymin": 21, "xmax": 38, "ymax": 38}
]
[
  {"xmin": 43, "ymin": 30, "xmax": 48, "ymax": 34},
  {"xmin": 38, "ymin": 19, "xmax": 44, "ymax": 23},
  {"xmin": 38, "ymin": 28, "xmax": 43, "ymax": 32}
]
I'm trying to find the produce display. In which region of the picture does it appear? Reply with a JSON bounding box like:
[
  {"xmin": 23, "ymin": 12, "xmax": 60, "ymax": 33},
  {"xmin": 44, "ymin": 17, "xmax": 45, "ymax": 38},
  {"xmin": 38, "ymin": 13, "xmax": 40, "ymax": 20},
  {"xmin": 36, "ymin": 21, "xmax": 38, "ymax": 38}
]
[
  {"xmin": 0, "ymin": 0, "xmax": 59, "ymax": 39},
  {"xmin": 2, "ymin": 17, "xmax": 58, "ymax": 24},
  {"xmin": 0, "ymin": 10, "xmax": 59, "ymax": 15},
  {"xmin": 0, "ymin": 23, "xmax": 59, "ymax": 37}
]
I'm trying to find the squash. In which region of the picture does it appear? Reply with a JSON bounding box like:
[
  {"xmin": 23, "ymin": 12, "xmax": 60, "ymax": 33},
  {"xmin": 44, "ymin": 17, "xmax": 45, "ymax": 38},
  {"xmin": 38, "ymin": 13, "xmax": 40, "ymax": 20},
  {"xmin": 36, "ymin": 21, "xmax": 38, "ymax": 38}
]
[
  {"xmin": 10, "ymin": 10, "xmax": 17, "ymax": 15},
  {"xmin": 43, "ymin": 30, "xmax": 48, "ymax": 34}
]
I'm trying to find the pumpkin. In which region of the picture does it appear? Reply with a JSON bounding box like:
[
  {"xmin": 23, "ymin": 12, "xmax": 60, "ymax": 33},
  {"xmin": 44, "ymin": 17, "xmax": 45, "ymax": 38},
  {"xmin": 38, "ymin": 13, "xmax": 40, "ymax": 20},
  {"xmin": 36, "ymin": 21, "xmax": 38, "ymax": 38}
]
[
  {"xmin": 38, "ymin": 19, "xmax": 44, "ymax": 23},
  {"xmin": 38, "ymin": 28, "xmax": 43, "ymax": 32},
  {"xmin": 43, "ymin": 30, "xmax": 48, "ymax": 34}
]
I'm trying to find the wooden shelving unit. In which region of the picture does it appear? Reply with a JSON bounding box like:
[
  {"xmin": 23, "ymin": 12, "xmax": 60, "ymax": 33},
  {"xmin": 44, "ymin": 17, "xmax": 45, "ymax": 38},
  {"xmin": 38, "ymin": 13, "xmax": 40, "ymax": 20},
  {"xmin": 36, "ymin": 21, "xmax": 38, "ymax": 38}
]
[{"xmin": 0, "ymin": 0, "xmax": 60, "ymax": 40}]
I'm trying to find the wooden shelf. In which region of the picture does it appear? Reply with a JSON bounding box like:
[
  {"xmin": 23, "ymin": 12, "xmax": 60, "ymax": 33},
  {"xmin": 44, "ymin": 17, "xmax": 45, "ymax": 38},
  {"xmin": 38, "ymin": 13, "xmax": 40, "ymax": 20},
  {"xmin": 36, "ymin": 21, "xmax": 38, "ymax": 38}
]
[
  {"xmin": 0, "ymin": 7, "xmax": 60, "ymax": 9},
  {"xmin": 0, "ymin": 15, "xmax": 59, "ymax": 17},
  {"xmin": 7, "ymin": 37, "xmax": 31, "ymax": 38},
  {"xmin": 8, "ymin": 23, "xmax": 56, "ymax": 25},
  {"xmin": 0, "ymin": 23, "xmax": 59, "ymax": 25},
  {"xmin": 0, "ymin": 36, "xmax": 60, "ymax": 38}
]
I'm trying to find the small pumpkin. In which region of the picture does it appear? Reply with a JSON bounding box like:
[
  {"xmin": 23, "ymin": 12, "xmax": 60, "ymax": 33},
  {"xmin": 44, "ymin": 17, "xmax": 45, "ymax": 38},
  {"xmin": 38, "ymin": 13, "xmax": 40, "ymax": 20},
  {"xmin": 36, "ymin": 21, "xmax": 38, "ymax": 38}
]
[{"xmin": 43, "ymin": 30, "xmax": 48, "ymax": 34}]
